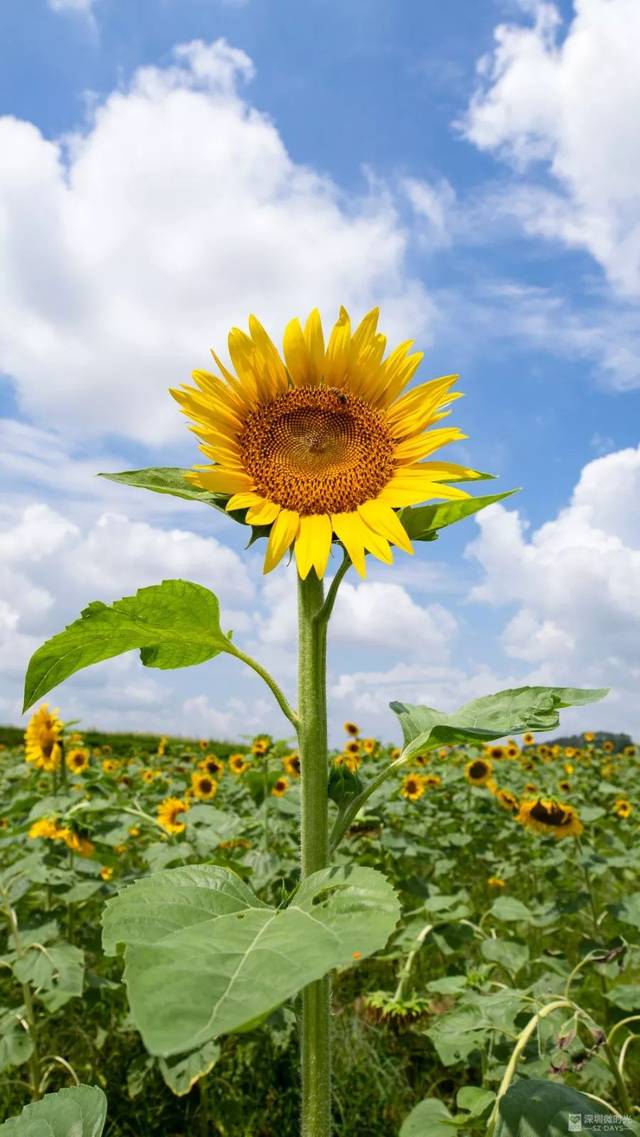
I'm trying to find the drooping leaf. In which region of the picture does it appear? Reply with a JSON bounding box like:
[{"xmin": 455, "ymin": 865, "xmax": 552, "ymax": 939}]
[
  {"xmin": 99, "ymin": 468, "xmax": 230, "ymax": 514},
  {"xmin": 399, "ymin": 488, "xmax": 518, "ymax": 543},
  {"xmin": 494, "ymin": 1077, "xmax": 640, "ymax": 1136},
  {"xmin": 0, "ymin": 1085, "xmax": 107, "ymax": 1136},
  {"xmin": 102, "ymin": 864, "xmax": 399, "ymax": 1056},
  {"xmin": 158, "ymin": 1040, "xmax": 221, "ymax": 1096},
  {"xmin": 23, "ymin": 580, "xmax": 231, "ymax": 711},
  {"xmin": 391, "ymin": 686, "xmax": 608, "ymax": 760},
  {"xmin": 399, "ymin": 1097, "xmax": 456, "ymax": 1137},
  {"xmin": 0, "ymin": 1016, "xmax": 34, "ymax": 1072}
]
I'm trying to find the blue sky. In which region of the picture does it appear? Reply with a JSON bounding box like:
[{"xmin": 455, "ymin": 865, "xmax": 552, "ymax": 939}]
[{"xmin": 1, "ymin": 0, "xmax": 639, "ymax": 744}]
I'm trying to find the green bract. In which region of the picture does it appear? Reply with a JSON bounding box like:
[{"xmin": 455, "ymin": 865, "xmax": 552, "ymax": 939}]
[
  {"xmin": 102, "ymin": 864, "xmax": 399, "ymax": 1056},
  {"xmin": 0, "ymin": 1085, "xmax": 107, "ymax": 1136}
]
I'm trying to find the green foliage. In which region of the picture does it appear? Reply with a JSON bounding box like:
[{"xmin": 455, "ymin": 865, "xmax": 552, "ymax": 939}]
[
  {"xmin": 391, "ymin": 686, "xmax": 609, "ymax": 760},
  {"xmin": 98, "ymin": 467, "xmax": 231, "ymax": 513},
  {"xmin": 23, "ymin": 580, "xmax": 232, "ymax": 712},
  {"xmin": 399, "ymin": 488, "xmax": 518, "ymax": 543},
  {"xmin": 399, "ymin": 1097, "xmax": 456, "ymax": 1136},
  {"xmin": 0, "ymin": 1085, "xmax": 107, "ymax": 1136},
  {"xmin": 495, "ymin": 1077, "xmax": 640, "ymax": 1136},
  {"xmin": 102, "ymin": 864, "xmax": 399, "ymax": 1055}
]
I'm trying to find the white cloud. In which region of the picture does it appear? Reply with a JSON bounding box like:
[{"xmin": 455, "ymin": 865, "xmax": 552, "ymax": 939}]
[
  {"xmin": 0, "ymin": 39, "xmax": 432, "ymax": 445},
  {"xmin": 466, "ymin": 445, "xmax": 640, "ymax": 730},
  {"xmin": 461, "ymin": 0, "xmax": 640, "ymax": 297}
]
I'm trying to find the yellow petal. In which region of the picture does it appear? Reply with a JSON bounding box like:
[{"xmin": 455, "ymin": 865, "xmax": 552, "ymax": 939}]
[
  {"xmin": 332, "ymin": 512, "xmax": 367, "ymax": 577},
  {"xmin": 226, "ymin": 492, "xmax": 265, "ymax": 512},
  {"xmin": 246, "ymin": 500, "xmax": 281, "ymax": 525},
  {"xmin": 283, "ymin": 318, "xmax": 311, "ymax": 386},
  {"xmin": 264, "ymin": 510, "xmax": 300, "ymax": 573},
  {"xmin": 325, "ymin": 306, "xmax": 352, "ymax": 386},
  {"xmin": 304, "ymin": 309, "xmax": 325, "ymax": 383},
  {"xmin": 393, "ymin": 427, "xmax": 466, "ymax": 463},
  {"xmin": 193, "ymin": 468, "xmax": 254, "ymax": 494},
  {"xmin": 295, "ymin": 514, "xmax": 333, "ymax": 579},
  {"xmin": 357, "ymin": 501, "xmax": 413, "ymax": 555}
]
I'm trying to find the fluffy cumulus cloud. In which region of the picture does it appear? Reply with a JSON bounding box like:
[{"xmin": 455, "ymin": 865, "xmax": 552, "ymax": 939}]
[
  {"xmin": 461, "ymin": 0, "xmax": 640, "ymax": 298},
  {"xmin": 466, "ymin": 445, "xmax": 640, "ymax": 730},
  {"xmin": 0, "ymin": 39, "xmax": 431, "ymax": 444}
]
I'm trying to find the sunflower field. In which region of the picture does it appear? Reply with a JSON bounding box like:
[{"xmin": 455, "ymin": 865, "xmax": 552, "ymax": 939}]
[{"xmin": 1, "ymin": 713, "xmax": 639, "ymax": 1134}]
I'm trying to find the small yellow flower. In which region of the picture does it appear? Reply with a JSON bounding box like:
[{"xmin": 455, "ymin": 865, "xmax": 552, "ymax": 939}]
[
  {"xmin": 413, "ymin": 753, "xmax": 429, "ymax": 767},
  {"xmin": 522, "ymin": 733, "xmax": 535, "ymax": 746},
  {"xmin": 67, "ymin": 748, "xmax": 90, "ymax": 774},
  {"xmin": 400, "ymin": 774, "xmax": 426, "ymax": 801},
  {"xmin": 102, "ymin": 759, "xmax": 121, "ymax": 775},
  {"xmin": 495, "ymin": 788, "xmax": 519, "ymax": 813},
  {"xmin": 200, "ymin": 754, "xmax": 225, "ymax": 778},
  {"xmin": 506, "ymin": 743, "xmax": 520, "ymax": 759},
  {"xmin": 229, "ymin": 753, "xmax": 250, "ymax": 775},
  {"xmin": 423, "ymin": 773, "xmax": 441, "ymax": 789},
  {"xmin": 584, "ymin": 731, "xmax": 595, "ymax": 743},
  {"xmin": 252, "ymin": 738, "xmax": 269, "ymax": 756},
  {"xmin": 272, "ymin": 776, "xmax": 289, "ymax": 797},
  {"xmin": 63, "ymin": 831, "xmax": 95, "ymax": 857},
  {"xmin": 564, "ymin": 747, "xmax": 576, "ymax": 758},
  {"xmin": 564, "ymin": 762, "xmax": 574, "ymax": 775},
  {"xmin": 114, "ymin": 843, "xmax": 128, "ymax": 855},
  {"xmin": 157, "ymin": 797, "xmax": 189, "ymax": 835},
  {"xmin": 623, "ymin": 745, "xmax": 637, "ymax": 757},
  {"xmin": 613, "ymin": 798, "xmax": 632, "ymax": 819},
  {"xmin": 28, "ymin": 817, "xmax": 60, "ymax": 840},
  {"xmin": 465, "ymin": 757, "xmax": 493, "ymax": 786},
  {"xmin": 141, "ymin": 768, "xmax": 160, "ymax": 783},
  {"xmin": 516, "ymin": 798, "xmax": 583, "ymax": 840},
  {"xmin": 24, "ymin": 704, "xmax": 62, "ymax": 770},
  {"xmin": 486, "ymin": 744, "xmax": 506, "ymax": 761},
  {"xmin": 343, "ymin": 722, "xmax": 359, "ymax": 736},
  {"xmin": 524, "ymin": 782, "xmax": 538, "ymax": 794},
  {"xmin": 603, "ymin": 740, "xmax": 615, "ymax": 753},
  {"xmin": 99, "ymin": 866, "xmax": 113, "ymax": 881},
  {"xmin": 335, "ymin": 753, "xmax": 360, "ymax": 774},
  {"xmin": 437, "ymin": 747, "xmax": 449, "ymax": 760},
  {"xmin": 128, "ymin": 826, "xmax": 141, "ymax": 837},
  {"xmin": 487, "ymin": 876, "xmax": 506, "ymax": 889},
  {"xmin": 390, "ymin": 748, "xmax": 401, "ymax": 760},
  {"xmin": 191, "ymin": 772, "xmax": 219, "ymax": 801},
  {"xmin": 283, "ymin": 753, "xmax": 301, "ymax": 777},
  {"xmin": 345, "ymin": 739, "xmax": 361, "ymax": 756},
  {"xmin": 199, "ymin": 739, "xmax": 209, "ymax": 750},
  {"xmin": 362, "ymin": 739, "xmax": 377, "ymax": 755},
  {"xmin": 558, "ymin": 780, "xmax": 572, "ymax": 794}
]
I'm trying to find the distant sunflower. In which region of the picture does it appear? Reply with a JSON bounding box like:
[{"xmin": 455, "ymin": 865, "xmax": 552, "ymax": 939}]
[
  {"xmin": 362, "ymin": 739, "xmax": 377, "ymax": 755},
  {"xmin": 199, "ymin": 739, "xmax": 209, "ymax": 750},
  {"xmin": 400, "ymin": 774, "xmax": 426, "ymax": 802},
  {"xmin": 171, "ymin": 307, "xmax": 481, "ymax": 578},
  {"xmin": 28, "ymin": 817, "xmax": 60, "ymax": 841},
  {"xmin": 200, "ymin": 754, "xmax": 225, "ymax": 778},
  {"xmin": 423, "ymin": 773, "xmax": 441, "ymax": 789},
  {"xmin": 613, "ymin": 798, "xmax": 632, "ymax": 819},
  {"xmin": 141, "ymin": 768, "xmax": 160, "ymax": 784},
  {"xmin": 343, "ymin": 722, "xmax": 359, "ymax": 736},
  {"xmin": 100, "ymin": 866, "xmax": 114, "ymax": 881},
  {"xmin": 102, "ymin": 759, "xmax": 121, "ymax": 775},
  {"xmin": 67, "ymin": 748, "xmax": 90, "ymax": 774},
  {"xmin": 506, "ymin": 743, "xmax": 520, "ymax": 759},
  {"xmin": 583, "ymin": 732, "xmax": 595, "ymax": 743},
  {"xmin": 283, "ymin": 753, "xmax": 301, "ymax": 777},
  {"xmin": 228, "ymin": 753, "xmax": 250, "ymax": 775},
  {"xmin": 157, "ymin": 797, "xmax": 189, "ymax": 835},
  {"xmin": 345, "ymin": 740, "xmax": 361, "ymax": 756},
  {"xmin": 191, "ymin": 772, "xmax": 218, "ymax": 800},
  {"xmin": 413, "ymin": 753, "xmax": 429, "ymax": 767},
  {"xmin": 272, "ymin": 777, "xmax": 289, "ymax": 797},
  {"xmin": 517, "ymin": 798, "xmax": 583, "ymax": 840},
  {"xmin": 624, "ymin": 745, "xmax": 637, "ymax": 757},
  {"xmin": 603, "ymin": 740, "xmax": 615, "ymax": 753},
  {"xmin": 522, "ymin": 733, "xmax": 535, "ymax": 746},
  {"xmin": 558, "ymin": 780, "xmax": 572, "ymax": 794},
  {"xmin": 523, "ymin": 782, "xmax": 538, "ymax": 794},
  {"xmin": 495, "ymin": 788, "xmax": 519, "ymax": 813},
  {"xmin": 564, "ymin": 747, "xmax": 576, "ymax": 759},
  {"xmin": 335, "ymin": 753, "xmax": 360, "ymax": 774},
  {"xmin": 465, "ymin": 757, "xmax": 493, "ymax": 787},
  {"xmin": 252, "ymin": 738, "xmax": 269, "ymax": 757},
  {"xmin": 487, "ymin": 876, "xmax": 506, "ymax": 889},
  {"xmin": 486, "ymin": 744, "xmax": 506, "ymax": 761}
]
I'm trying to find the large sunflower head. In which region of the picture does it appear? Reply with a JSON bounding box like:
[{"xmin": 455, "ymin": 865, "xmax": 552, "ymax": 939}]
[
  {"xmin": 516, "ymin": 797, "xmax": 583, "ymax": 840},
  {"xmin": 171, "ymin": 307, "xmax": 481, "ymax": 578}
]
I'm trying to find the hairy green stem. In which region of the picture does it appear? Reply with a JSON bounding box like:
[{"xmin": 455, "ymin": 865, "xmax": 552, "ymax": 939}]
[
  {"xmin": 486, "ymin": 1000, "xmax": 573, "ymax": 1136},
  {"xmin": 297, "ymin": 572, "xmax": 331, "ymax": 1137}
]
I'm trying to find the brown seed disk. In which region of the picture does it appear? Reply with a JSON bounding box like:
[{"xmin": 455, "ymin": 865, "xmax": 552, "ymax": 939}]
[
  {"xmin": 530, "ymin": 800, "xmax": 571, "ymax": 827},
  {"xmin": 239, "ymin": 386, "xmax": 396, "ymax": 513}
]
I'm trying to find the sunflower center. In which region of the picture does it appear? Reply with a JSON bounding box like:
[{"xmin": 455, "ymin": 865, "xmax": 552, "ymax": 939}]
[
  {"xmin": 239, "ymin": 386, "xmax": 395, "ymax": 513},
  {"xmin": 530, "ymin": 800, "xmax": 570, "ymax": 828}
]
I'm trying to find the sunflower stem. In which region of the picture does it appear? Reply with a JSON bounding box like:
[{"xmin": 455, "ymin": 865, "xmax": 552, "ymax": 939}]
[
  {"xmin": 226, "ymin": 644, "xmax": 299, "ymax": 729},
  {"xmin": 297, "ymin": 571, "xmax": 331, "ymax": 1137}
]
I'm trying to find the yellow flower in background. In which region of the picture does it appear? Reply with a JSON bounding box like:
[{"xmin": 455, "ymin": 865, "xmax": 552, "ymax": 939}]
[
  {"xmin": 413, "ymin": 753, "xmax": 429, "ymax": 767},
  {"xmin": 99, "ymin": 866, "xmax": 113, "ymax": 881},
  {"xmin": 229, "ymin": 753, "xmax": 250, "ymax": 775},
  {"xmin": 362, "ymin": 738, "xmax": 377, "ymax": 755},
  {"xmin": 283, "ymin": 753, "xmax": 301, "ymax": 777},
  {"xmin": 390, "ymin": 748, "xmax": 401, "ymax": 761},
  {"xmin": 25, "ymin": 704, "xmax": 62, "ymax": 771},
  {"xmin": 584, "ymin": 731, "xmax": 595, "ymax": 742},
  {"xmin": 558, "ymin": 780, "xmax": 572, "ymax": 794},
  {"xmin": 423, "ymin": 773, "xmax": 442, "ymax": 789},
  {"xmin": 613, "ymin": 798, "xmax": 633, "ymax": 819},
  {"xmin": 272, "ymin": 777, "xmax": 289, "ymax": 797},
  {"xmin": 335, "ymin": 753, "xmax": 360, "ymax": 774},
  {"xmin": 140, "ymin": 768, "xmax": 161, "ymax": 784},
  {"xmin": 61, "ymin": 830, "xmax": 95, "ymax": 857},
  {"xmin": 465, "ymin": 757, "xmax": 493, "ymax": 787},
  {"xmin": 495, "ymin": 788, "xmax": 519, "ymax": 813},
  {"xmin": 522, "ymin": 732, "xmax": 535, "ymax": 746},
  {"xmin": 343, "ymin": 721, "xmax": 359, "ymax": 736},
  {"xmin": 623, "ymin": 745, "xmax": 637, "ymax": 757},
  {"xmin": 172, "ymin": 307, "xmax": 481, "ymax": 579},
  {"xmin": 67, "ymin": 748, "xmax": 90, "ymax": 774},
  {"xmin": 486, "ymin": 744, "xmax": 506, "ymax": 761},
  {"xmin": 564, "ymin": 762, "xmax": 574, "ymax": 775},
  {"xmin": 564, "ymin": 747, "xmax": 576, "ymax": 758},
  {"xmin": 191, "ymin": 772, "xmax": 219, "ymax": 801},
  {"xmin": 157, "ymin": 797, "xmax": 189, "ymax": 835},
  {"xmin": 523, "ymin": 782, "xmax": 538, "ymax": 794},
  {"xmin": 506, "ymin": 742, "xmax": 520, "ymax": 759},
  {"xmin": 128, "ymin": 826, "xmax": 141, "ymax": 837},
  {"xmin": 157, "ymin": 735, "xmax": 169, "ymax": 756},
  {"xmin": 487, "ymin": 876, "xmax": 506, "ymax": 889},
  {"xmin": 198, "ymin": 739, "xmax": 209, "ymax": 750},
  {"xmin": 345, "ymin": 739, "xmax": 361, "ymax": 756},
  {"xmin": 251, "ymin": 738, "xmax": 269, "ymax": 756},
  {"xmin": 517, "ymin": 798, "xmax": 583, "ymax": 840},
  {"xmin": 603, "ymin": 740, "xmax": 615, "ymax": 753},
  {"xmin": 28, "ymin": 817, "xmax": 60, "ymax": 840},
  {"xmin": 400, "ymin": 774, "xmax": 426, "ymax": 801},
  {"xmin": 199, "ymin": 754, "xmax": 225, "ymax": 778},
  {"xmin": 102, "ymin": 759, "xmax": 121, "ymax": 775}
]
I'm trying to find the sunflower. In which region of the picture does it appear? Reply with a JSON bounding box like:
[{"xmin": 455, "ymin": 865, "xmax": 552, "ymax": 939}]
[
  {"xmin": 613, "ymin": 798, "xmax": 633, "ymax": 819},
  {"xmin": 272, "ymin": 777, "xmax": 289, "ymax": 797},
  {"xmin": 157, "ymin": 736, "xmax": 168, "ymax": 756},
  {"xmin": 335, "ymin": 753, "xmax": 360, "ymax": 774},
  {"xmin": 602, "ymin": 740, "xmax": 615, "ymax": 753},
  {"xmin": 390, "ymin": 748, "xmax": 402, "ymax": 760},
  {"xmin": 157, "ymin": 797, "xmax": 189, "ymax": 834},
  {"xmin": 100, "ymin": 866, "xmax": 114, "ymax": 881},
  {"xmin": 191, "ymin": 772, "xmax": 219, "ymax": 801},
  {"xmin": 564, "ymin": 762, "xmax": 574, "ymax": 775},
  {"xmin": 624, "ymin": 745, "xmax": 637, "ymax": 757},
  {"xmin": 400, "ymin": 774, "xmax": 426, "ymax": 801},
  {"xmin": 128, "ymin": 826, "xmax": 141, "ymax": 837},
  {"xmin": 67, "ymin": 748, "xmax": 90, "ymax": 774},
  {"xmin": 362, "ymin": 739, "xmax": 377, "ymax": 755},
  {"xmin": 228, "ymin": 753, "xmax": 250, "ymax": 775},
  {"xmin": 102, "ymin": 759, "xmax": 121, "ymax": 775},
  {"xmin": 28, "ymin": 817, "xmax": 60, "ymax": 840},
  {"xmin": 171, "ymin": 307, "xmax": 480, "ymax": 579},
  {"xmin": 200, "ymin": 754, "xmax": 225, "ymax": 778},
  {"xmin": 61, "ymin": 829, "xmax": 95, "ymax": 857},
  {"xmin": 517, "ymin": 798, "xmax": 583, "ymax": 840},
  {"xmin": 251, "ymin": 738, "xmax": 269, "ymax": 757},
  {"xmin": 506, "ymin": 743, "xmax": 520, "ymax": 759},
  {"xmin": 583, "ymin": 732, "xmax": 595, "ymax": 743},
  {"xmin": 523, "ymin": 782, "xmax": 538, "ymax": 794},
  {"xmin": 141, "ymin": 768, "xmax": 161, "ymax": 784},
  {"xmin": 558, "ymin": 780, "xmax": 572, "ymax": 794},
  {"xmin": 344, "ymin": 722, "xmax": 359, "ymax": 736},
  {"xmin": 522, "ymin": 732, "xmax": 535, "ymax": 746},
  {"xmin": 199, "ymin": 739, "xmax": 209, "ymax": 751},
  {"xmin": 283, "ymin": 753, "xmax": 301, "ymax": 777},
  {"xmin": 25, "ymin": 704, "xmax": 62, "ymax": 771},
  {"xmin": 413, "ymin": 753, "xmax": 429, "ymax": 767},
  {"xmin": 423, "ymin": 773, "xmax": 441, "ymax": 789},
  {"xmin": 344, "ymin": 739, "xmax": 361, "ymax": 756},
  {"xmin": 465, "ymin": 757, "xmax": 493, "ymax": 786},
  {"xmin": 487, "ymin": 876, "xmax": 506, "ymax": 889},
  {"xmin": 486, "ymin": 744, "xmax": 506, "ymax": 761},
  {"xmin": 495, "ymin": 788, "xmax": 519, "ymax": 813}
]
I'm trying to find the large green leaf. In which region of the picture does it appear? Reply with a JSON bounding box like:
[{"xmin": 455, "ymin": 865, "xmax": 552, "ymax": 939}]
[
  {"xmin": 99, "ymin": 467, "xmax": 230, "ymax": 514},
  {"xmin": 23, "ymin": 580, "xmax": 231, "ymax": 711},
  {"xmin": 399, "ymin": 1098, "xmax": 456, "ymax": 1137},
  {"xmin": 391, "ymin": 686, "xmax": 608, "ymax": 760},
  {"xmin": 0, "ymin": 1085, "xmax": 107, "ymax": 1136},
  {"xmin": 494, "ymin": 1077, "xmax": 640, "ymax": 1136},
  {"xmin": 102, "ymin": 864, "xmax": 399, "ymax": 1056},
  {"xmin": 399, "ymin": 489, "xmax": 518, "ymax": 542}
]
